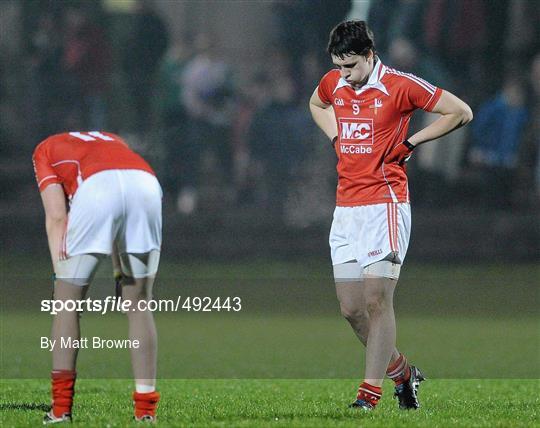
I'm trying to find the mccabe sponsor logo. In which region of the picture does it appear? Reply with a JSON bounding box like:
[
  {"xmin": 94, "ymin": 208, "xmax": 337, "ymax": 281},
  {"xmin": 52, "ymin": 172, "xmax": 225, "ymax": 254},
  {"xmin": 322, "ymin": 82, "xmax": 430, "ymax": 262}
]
[
  {"xmin": 339, "ymin": 118, "xmax": 374, "ymax": 145},
  {"xmin": 341, "ymin": 145, "xmax": 372, "ymax": 154}
]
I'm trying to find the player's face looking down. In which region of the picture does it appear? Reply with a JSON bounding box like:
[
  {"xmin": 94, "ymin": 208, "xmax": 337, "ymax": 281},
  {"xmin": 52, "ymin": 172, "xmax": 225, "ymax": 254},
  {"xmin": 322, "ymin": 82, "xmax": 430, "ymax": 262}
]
[{"xmin": 332, "ymin": 51, "xmax": 374, "ymax": 89}]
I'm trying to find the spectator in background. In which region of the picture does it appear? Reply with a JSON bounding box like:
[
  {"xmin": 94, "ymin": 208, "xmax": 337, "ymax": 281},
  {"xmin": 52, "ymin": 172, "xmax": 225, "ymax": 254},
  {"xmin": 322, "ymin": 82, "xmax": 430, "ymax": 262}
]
[
  {"xmin": 387, "ymin": 37, "xmax": 464, "ymax": 206},
  {"xmin": 266, "ymin": 45, "xmax": 293, "ymax": 80},
  {"xmin": 62, "ymin": 5, "xmax": 111, "ymax": 130},
  {"xmin": 505, "ymin": 0, "xmax": 540, "ymax": 65},
  {"xmin": 123, "ymin": 0, "xmax": 169, "ymax": 135},
  {"xmin": 367, "ymin": 0, "xmax": 424, "ymax": 56},
  {"xmin": 27, "ymin": 12, "xmax": 64, "ymax": 139},
  {"xmin": 156, "ymin": 37, "xmax": 193, "ymax": 202},
  {"xmin": 387, "ymin": 37, "xmax": 453, "ymax": 89},
  {"xmin": 248, "ymin": 73, "xmax": 309, "ymax": 221},
  {"xmin": 299, "ymin": 50, "xmax": 326, "ymax": 102},
  {"xmin": 532, "ymin": 55, "xmax": 540, "ymax": 203},
  {"xmin": 273, "ymin": 0, "xmax": 351, "ymax": 70},
  {"xmin": 469, "ymin": 74, "xmax": 529, "ymax": 208},
  {"xmin": 423, "ymin": 0, "xmax": 488, "ymax": 103},
  {"xmin": 178, "ymin": 32, "xmax": 235, "ymax": 215},
  {"xmin": 520, "ymin": 53, "xmax": 540, "ymax": 206},
  {"xmin": 230, "ymin": 72, "xmax": 272, "ymax": 206}
]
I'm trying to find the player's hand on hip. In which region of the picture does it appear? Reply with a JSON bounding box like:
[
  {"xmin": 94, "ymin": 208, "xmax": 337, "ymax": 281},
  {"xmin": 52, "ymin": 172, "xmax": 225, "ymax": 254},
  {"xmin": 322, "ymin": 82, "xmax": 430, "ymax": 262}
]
[{"xmin": 384, "ymin": 140, "xmax": 416, "ymax": 165}]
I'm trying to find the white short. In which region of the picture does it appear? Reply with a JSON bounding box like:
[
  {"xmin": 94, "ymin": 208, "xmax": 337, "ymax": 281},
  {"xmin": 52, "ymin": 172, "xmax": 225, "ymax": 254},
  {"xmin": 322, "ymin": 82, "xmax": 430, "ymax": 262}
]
[
  {"xmin": 56, "ymin": 251, "xmax": 161, "ymax": 285},
  {"xmin": 64, "ymin": 170, "xmax": 162, "ymax": 257},
  {"xmin": 333, "ymin": 259, "xmax": 402, "ymax": 281},
  {"xmin": 329, "ymin": 203, "xmax": 411, "ymax": 268}
]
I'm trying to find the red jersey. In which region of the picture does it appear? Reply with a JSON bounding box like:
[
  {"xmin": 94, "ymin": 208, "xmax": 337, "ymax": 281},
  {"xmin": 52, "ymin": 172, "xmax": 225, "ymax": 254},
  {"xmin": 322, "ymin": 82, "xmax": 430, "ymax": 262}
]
[
  {"xmin": 318, "ymin": 60, "xmax": 442, "ymax": 206},
  {"xmin": 32, "ymin": 131, "xmax": 155, "ymax": 198}
]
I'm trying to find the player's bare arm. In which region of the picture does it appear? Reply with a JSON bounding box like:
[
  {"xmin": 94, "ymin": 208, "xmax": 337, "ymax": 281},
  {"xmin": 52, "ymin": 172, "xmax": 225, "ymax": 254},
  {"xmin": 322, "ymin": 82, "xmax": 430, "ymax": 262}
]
[
  {"xmin": 40, "ymin": 184, "xmax": 68, "ymax": 267},
  {"xmin": 309, "ymin": 88, "xmax": 338, "ymax": 141},
  {"xmin": 385, "ymin": 90, "xmax": 473, "ymax": 164},
  {"xmin": 408, "ymin": 90, "xmax": 473, "ymax": 147}
]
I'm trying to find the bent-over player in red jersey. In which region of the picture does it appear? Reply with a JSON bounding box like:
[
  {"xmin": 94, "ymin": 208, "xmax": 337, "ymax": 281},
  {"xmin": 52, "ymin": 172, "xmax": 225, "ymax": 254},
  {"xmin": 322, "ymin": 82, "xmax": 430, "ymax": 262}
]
[
  {"xmin": 33, "ymin": 131, "xmax": 162, "ymax": 423},
  {"xmin": 309, "ymin": 21, "xmax": 472, "ymax": 410}
]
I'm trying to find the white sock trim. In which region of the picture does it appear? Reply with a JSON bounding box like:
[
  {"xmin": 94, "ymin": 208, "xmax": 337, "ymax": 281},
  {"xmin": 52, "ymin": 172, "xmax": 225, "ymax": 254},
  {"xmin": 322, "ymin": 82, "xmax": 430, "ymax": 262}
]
[{"xmin": 136, "ymin": 383, "xmax": 156, "ymax": 393}]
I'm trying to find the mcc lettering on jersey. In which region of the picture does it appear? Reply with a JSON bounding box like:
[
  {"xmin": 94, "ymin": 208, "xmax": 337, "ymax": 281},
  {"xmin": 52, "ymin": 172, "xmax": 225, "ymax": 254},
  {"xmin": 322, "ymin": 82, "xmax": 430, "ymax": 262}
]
[
  {"xmin": 338, "ymin": 118, "xmax": 374, "ymax": 154},
  {"xmin": 339, "ymin": 118, "xmax": 374, "ymax": 144}
]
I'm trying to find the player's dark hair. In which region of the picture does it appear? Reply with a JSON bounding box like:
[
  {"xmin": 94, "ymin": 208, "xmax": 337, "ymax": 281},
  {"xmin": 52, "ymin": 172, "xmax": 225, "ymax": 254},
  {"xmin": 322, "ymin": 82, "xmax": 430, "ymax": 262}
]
[{"xmin": 327, "ymin": 20, "xmax": 376, "ymax": 59}]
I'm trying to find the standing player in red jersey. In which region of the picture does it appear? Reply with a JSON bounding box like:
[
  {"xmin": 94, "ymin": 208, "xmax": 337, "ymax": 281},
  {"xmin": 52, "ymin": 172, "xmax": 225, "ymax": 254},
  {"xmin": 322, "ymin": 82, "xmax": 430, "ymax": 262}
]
[
  {"xmin": 309, "ymin": 21, "xmax": 473, "ymax": 410},
  {"xmin": 33, "ymin": 131, "xmax": 162, "ymax": 423}
]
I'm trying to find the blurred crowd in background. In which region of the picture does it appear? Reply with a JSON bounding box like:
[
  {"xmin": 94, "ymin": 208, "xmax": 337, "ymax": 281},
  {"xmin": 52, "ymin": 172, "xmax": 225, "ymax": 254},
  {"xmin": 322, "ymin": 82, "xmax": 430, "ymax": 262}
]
[{"xmin": 1, "ymin": 0, "xmax": 539, "ymax": 224}]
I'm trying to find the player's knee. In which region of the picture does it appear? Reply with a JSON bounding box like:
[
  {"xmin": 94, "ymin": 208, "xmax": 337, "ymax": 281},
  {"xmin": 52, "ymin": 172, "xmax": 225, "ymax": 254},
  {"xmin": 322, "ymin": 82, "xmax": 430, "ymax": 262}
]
[
  {"xmin": 123, "ymin": 275, "xmax": 154, "ymax": 302},
  {"xmin": 366, "ymin": 295, "xmax": 392, "ymax": 317},
  {"xmin": 339, "ymin": 302, "xmax": 368, "ymax": 324},
  {"xmin": 123, "ymin": 285, "xmax": 152, "ymax": 304},
  {"xmin": 365, "ymin": 293, "xmax": 391, "ymax": 316}
]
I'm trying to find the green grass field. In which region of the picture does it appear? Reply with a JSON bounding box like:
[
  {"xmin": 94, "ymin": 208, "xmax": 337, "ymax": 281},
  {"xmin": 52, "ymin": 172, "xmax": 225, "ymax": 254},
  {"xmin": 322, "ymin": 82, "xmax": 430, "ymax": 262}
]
[
  {"xmin": 1, "ymin": 379, "xmax": 538, "ymax": 427},
  {"xmin": 1, "ymin": 257, "xmax": 539, "ymax": 426}
]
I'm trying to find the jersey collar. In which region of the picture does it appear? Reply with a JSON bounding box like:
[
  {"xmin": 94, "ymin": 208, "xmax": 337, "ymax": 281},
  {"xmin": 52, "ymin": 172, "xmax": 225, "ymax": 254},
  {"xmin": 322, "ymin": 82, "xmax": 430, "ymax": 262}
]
[{"xmin": 333, "ymin": 57, "xmax": 389, "ymax": 96}]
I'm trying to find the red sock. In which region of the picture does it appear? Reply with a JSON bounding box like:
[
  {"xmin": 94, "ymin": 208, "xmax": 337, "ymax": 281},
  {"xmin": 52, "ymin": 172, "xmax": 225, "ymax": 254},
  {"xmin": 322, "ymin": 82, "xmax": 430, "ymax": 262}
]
[
  {"xmin": 357, "ymin": 382, "xmax": 382, "ymax": 407},
  {"xmin": 133, "ymin": 391, "xmax": 160, "ymax": 419},
  {"xmin": 386, "ymin": 353, "xmax": 411, "ymax": 386},
  {"xmin": 51, "ymin": 370, "xmax": 76, "ymax": 417}
]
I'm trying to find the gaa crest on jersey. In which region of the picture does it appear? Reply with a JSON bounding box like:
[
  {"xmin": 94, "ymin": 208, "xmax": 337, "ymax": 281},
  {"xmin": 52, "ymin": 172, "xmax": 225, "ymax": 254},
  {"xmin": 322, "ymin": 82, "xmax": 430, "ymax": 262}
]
[
  {"xmin": 334, "ymin": 98, "xmax": 345, "ymax": 106},
  {"xmin": 369, "ymin": 98, "xmax": 383, "ymax": 115}
]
